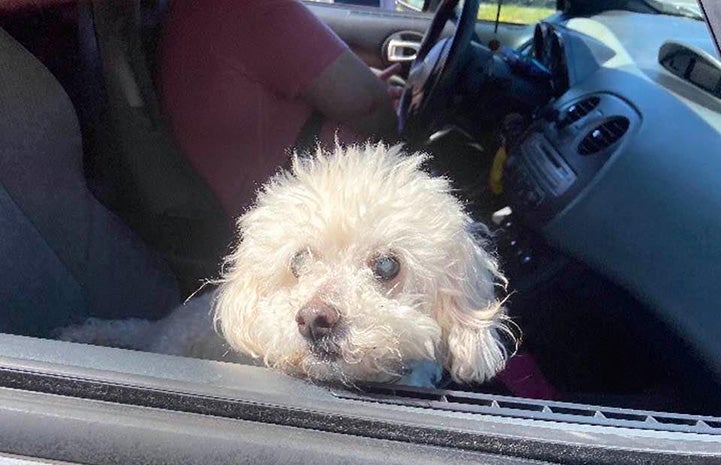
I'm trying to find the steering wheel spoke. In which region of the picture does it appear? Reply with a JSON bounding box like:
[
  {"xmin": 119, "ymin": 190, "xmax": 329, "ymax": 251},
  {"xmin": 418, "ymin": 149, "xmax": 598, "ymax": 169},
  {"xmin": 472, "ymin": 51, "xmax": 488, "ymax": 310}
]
[{"xmin": 399, "ymin": 0, "xmax": 481, "ymax": 143}]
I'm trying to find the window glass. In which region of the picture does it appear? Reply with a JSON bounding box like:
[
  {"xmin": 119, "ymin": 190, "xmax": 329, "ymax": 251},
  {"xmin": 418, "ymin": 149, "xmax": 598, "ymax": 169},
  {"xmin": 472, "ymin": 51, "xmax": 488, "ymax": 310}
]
[
  {"xmin": 319, "ymin": 0, "xmax": 399, "ymax": 8},
  {"xmin": 476, "ymin": 0, "xmax": 556, "ymax": 24},
  {"xmin": 309, "ymin": 0, "xmax": 557, "ymax": 25}
]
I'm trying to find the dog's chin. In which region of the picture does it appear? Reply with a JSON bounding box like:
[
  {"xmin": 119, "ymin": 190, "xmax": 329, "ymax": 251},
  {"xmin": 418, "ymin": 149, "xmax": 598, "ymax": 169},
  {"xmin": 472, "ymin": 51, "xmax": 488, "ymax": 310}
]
[
  {"xmin": 298, "ymin": 345, "xmax": 405, "ymax": 385},
  {"xmin": 308, "ymin": 341, "xmax": 341, "ymax": 363}
]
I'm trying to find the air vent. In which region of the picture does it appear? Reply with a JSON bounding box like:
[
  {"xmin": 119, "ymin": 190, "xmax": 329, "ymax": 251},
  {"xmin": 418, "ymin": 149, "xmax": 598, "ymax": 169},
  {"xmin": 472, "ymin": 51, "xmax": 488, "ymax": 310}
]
[
  {"xmin": 578, "ymin": 117, "xmax": 630, "ymax": 155},
  {"xmin": 332, "ymin": 384, "xmax": 721, "ymax": 435},
  {"xmin": 558, "ymin": 96, "xmax": 600, "ymax": 128}
]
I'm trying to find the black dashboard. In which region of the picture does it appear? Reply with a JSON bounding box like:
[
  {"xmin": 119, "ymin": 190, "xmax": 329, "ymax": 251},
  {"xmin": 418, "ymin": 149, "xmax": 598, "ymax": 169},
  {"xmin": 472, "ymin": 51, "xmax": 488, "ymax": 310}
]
[{"xmin": 502, "ymin": 12, "xmax": 721, "ymax": 382}]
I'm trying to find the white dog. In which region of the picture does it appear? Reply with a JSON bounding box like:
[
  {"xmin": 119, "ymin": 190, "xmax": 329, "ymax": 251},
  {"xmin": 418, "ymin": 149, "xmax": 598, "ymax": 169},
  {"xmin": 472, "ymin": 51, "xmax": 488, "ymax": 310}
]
[{"xmin": 58, "ymin": 144, "xmax": 512, "ymax": 385}]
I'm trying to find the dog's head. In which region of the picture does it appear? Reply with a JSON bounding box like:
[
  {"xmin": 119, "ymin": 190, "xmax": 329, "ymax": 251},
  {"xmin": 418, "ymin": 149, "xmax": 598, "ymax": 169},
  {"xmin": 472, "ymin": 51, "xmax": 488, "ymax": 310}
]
[{"xmin": 214, "ymin": 144, "xmax": 512, "ymax": 384}]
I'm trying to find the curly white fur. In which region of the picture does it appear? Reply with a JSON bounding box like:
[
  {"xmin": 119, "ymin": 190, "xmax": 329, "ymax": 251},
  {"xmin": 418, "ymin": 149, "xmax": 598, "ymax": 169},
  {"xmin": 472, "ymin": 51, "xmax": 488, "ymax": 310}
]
[
  {"xmin": 214, "ymin": 143, "xmax": 511, "ymax": 384},
  {"xmin": 57, "ymin": 143, "xmax": 512, "ymax": 385}
]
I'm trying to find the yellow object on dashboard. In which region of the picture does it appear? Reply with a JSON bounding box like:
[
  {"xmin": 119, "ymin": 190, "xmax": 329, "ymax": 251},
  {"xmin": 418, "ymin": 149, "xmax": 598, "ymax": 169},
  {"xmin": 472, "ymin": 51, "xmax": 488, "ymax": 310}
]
[{"xmin": 489, "ymin": 145, "xmax": 507, "ymax": 195}]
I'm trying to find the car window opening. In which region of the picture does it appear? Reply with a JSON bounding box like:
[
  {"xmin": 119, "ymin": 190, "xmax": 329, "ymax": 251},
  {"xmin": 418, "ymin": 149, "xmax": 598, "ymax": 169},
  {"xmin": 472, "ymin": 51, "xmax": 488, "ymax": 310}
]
[{"xmin": 0, "ymin": 0, "xmax": 720, "ymax": 435}]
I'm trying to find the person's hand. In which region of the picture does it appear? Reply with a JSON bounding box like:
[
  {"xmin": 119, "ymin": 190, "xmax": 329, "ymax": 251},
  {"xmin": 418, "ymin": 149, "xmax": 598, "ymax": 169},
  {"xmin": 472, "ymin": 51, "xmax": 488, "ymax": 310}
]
[
  {"xmin": 373, "ymin": 63, "xmax": 404, "ymax": 111},
  {"xmin": 386, "ymin": 84, "xmax": 404, "ymax": 111},
  {"xmin": 373, "ymin": 63, "xmax": 402, "ymax": 81}
]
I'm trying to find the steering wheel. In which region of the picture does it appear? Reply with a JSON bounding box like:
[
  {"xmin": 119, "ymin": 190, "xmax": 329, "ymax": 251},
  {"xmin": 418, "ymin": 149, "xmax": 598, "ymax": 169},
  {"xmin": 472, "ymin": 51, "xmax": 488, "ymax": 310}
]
[{"xmin": 398, "ymin": 0, "xmax": 480, "ymax": 142}]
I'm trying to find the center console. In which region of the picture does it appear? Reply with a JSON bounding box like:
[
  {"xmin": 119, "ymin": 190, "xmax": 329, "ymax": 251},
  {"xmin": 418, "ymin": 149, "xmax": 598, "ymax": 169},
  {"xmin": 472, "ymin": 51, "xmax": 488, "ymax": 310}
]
[
  {"xmin": 493, "ymin": 93, "xmax": 639, "ymax": 291},
  {"xmin": 504, "ymin": 93, "xmax": 640, "ymax": 229}
]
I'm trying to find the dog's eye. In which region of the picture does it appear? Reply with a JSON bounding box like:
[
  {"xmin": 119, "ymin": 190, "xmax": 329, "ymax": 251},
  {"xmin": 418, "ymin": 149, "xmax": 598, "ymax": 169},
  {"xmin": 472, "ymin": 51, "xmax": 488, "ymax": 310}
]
[
  {"xmin": 290, "ymin": 249, "xmax": 312, "ymax": 278},
  {"xmin": 371, "ymin": 255, "xmax": 400, "ymax": 282}
]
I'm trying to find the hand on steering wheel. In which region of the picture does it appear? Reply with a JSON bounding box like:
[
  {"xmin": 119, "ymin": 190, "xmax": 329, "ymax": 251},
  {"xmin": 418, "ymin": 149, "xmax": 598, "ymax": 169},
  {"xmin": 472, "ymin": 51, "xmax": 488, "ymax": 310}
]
[
  {"xmin": 373, "ymin": 63, "xmax": 404, "ymax": 110},
  {"xmin": 398, "ymin": 0, "xmax": 480, "ymax": 143}
]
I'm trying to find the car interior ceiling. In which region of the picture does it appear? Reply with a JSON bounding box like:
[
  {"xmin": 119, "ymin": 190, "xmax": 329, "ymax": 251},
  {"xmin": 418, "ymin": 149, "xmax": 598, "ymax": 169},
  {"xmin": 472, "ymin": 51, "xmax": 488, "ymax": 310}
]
[{"xmin": 0, "ymin": 0, "xmax": 719, "ymax": 419}]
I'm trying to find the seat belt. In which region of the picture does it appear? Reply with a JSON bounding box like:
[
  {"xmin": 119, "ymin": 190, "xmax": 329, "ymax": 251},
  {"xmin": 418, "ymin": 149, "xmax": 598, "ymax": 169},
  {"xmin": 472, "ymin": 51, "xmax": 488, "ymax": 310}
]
[
  {"xmin": 87, "ymin": 0, "xmax": 232, "ymax": 292},
  {"xmin": 294, "ymin": 110, "xmax": 325, "ymax": 156}
]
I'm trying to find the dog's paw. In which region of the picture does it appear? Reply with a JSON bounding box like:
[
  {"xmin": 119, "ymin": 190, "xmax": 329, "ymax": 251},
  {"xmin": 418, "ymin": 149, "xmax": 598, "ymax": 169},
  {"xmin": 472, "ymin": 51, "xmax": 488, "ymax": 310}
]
[
  {"xmin": 53, "ymin": 319, "xmax": 100, "ymax": 343},
  {"xmin": 397, "ymin": 360, "xmax": 443, "ymax": 388}
]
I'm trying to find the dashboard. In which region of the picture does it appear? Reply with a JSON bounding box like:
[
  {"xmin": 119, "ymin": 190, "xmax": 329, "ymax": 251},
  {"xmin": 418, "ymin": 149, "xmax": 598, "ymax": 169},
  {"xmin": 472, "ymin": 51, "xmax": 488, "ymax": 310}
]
[{"xmin": 503, "ymin": 12, "xmax": 721, "ymax": 381}]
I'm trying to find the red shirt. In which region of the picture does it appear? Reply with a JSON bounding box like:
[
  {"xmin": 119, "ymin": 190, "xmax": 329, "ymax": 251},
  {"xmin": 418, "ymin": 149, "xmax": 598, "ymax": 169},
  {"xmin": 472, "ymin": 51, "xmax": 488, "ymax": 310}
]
[{"xmin": 160, "ymin": 0, "xmax": 348, "ymax": 217}]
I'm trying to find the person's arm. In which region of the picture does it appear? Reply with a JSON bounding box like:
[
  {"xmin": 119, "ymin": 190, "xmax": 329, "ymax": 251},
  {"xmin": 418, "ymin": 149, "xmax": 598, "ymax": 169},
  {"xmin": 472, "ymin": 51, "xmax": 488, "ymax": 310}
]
[
  {"xmin": 302, "ymin": 50, "xmax": 399, "ymax": 141},
  {"xmin": 217, "ymin": 0, "xmax": 399, "ymax": 141},
  {"xmin": 0, "ymin": 0, "xmax": 74, "ymax": 13}
]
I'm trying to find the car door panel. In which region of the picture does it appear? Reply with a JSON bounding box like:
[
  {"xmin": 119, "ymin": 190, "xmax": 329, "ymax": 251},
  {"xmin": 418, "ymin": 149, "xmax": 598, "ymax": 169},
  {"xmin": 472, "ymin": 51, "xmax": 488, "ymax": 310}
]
[{"xmin": 305, "ymin": 2, "xmax": 537, "ymax": 69}]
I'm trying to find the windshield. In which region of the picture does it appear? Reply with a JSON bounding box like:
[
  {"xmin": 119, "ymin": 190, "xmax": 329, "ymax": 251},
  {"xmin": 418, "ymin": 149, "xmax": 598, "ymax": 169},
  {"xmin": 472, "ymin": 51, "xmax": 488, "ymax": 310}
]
[
  {"xmin": 646, "ymin": 0, "xmax": 704, "ymax": 20},
  {"xmin": 405, "ymin": 0, "xmax": 704, "ymax": 23}
]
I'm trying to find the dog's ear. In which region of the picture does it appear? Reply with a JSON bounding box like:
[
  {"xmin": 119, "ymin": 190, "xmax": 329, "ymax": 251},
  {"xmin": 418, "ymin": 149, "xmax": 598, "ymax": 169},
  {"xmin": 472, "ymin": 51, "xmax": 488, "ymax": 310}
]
[
  {"xmin": 212, "ymin": 236, "xmax": 267, "ymax": 359},
  {"xmin": 433, "ymin": 225, "xmax": 511, "ymax": 384}
]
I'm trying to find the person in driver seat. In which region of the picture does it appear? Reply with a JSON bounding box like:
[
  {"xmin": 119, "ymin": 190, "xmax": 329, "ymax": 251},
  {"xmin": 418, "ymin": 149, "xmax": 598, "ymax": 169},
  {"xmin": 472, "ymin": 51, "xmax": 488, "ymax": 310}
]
[{"xmin": 160, "ymin": 0, "xmax": 400, "ymax": 217}]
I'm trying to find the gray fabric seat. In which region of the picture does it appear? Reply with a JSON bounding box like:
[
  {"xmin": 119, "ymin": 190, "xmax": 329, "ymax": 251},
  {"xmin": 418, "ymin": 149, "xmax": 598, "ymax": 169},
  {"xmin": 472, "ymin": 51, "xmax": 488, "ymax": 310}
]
[{"xmin": 0, "ymin": 26, "xmax": 179, "ymax": 337}]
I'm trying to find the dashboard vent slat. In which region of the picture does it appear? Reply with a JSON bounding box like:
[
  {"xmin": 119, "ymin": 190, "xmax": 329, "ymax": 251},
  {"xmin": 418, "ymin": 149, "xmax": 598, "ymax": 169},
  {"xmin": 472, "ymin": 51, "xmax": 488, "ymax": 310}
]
[
  {"xmin": 331, "ymin": 384, "xmax": 721, "ymax": 435},
  {"xmin": 578, "ymin": 117, "xmax": 630, "ymax": 155},
  {"xmin": 559, "ymin": 96, "xmax": 600, "ymax": 127}
]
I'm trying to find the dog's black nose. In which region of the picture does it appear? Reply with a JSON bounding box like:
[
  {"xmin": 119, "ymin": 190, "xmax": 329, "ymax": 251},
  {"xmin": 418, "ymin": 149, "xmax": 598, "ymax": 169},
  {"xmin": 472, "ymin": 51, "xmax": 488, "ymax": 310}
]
[{"xmin": 296, "ymin": 302, "xmax": 339, "ymax": 341}]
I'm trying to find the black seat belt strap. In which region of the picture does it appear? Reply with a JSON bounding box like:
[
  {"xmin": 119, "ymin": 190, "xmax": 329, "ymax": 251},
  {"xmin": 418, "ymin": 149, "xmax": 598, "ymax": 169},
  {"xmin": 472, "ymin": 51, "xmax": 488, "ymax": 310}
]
[{"xmin": 294, "ymin": 110, "xmax": 325, "ymax": 157}]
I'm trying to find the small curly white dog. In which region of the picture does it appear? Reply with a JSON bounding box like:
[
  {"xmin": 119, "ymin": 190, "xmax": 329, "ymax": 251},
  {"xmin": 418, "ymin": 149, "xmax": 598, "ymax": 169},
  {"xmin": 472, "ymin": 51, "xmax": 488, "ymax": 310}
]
[{"xmin": 58, "ymin": 143, "xmax": 512, "ymax": 386}]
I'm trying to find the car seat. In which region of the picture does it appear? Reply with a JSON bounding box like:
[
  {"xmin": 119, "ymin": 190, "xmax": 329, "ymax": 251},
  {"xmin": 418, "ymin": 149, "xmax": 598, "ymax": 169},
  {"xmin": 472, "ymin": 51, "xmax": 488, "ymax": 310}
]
[
  {"xmin": 0, "ymin": 25, "xmax": 179, "ymax": 337},
  {"xmin": 77, "ymin": 0, "xmax": 232, "ymax": 294}
]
